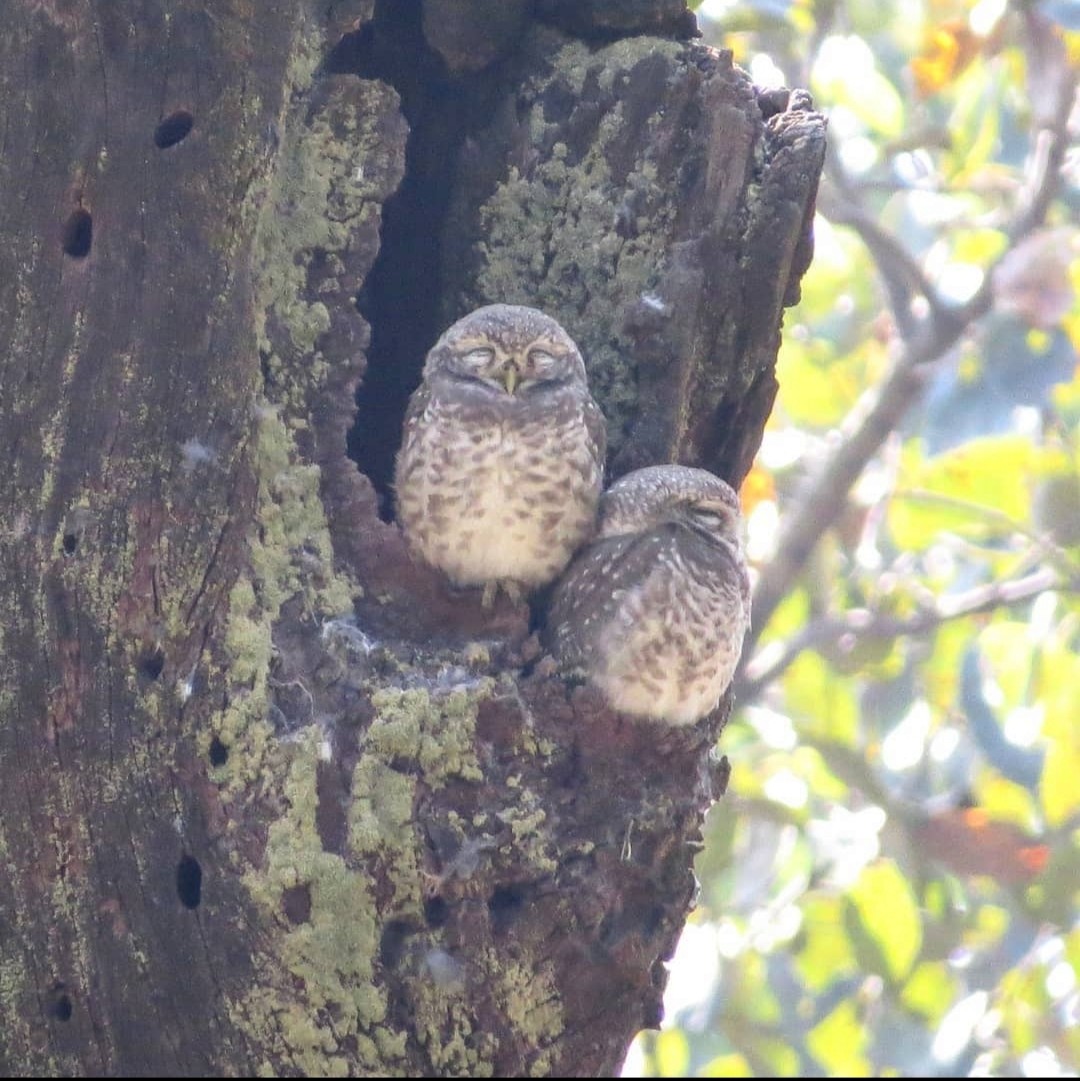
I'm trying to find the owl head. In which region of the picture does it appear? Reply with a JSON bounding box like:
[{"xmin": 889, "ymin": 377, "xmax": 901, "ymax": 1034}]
[
  {"xmin": 423, "ymin": 304, "xmax": 588, "ymax": 398},
  {"xmin": 598, "ymin": 465, "xmax": 743, "ymax": 552}
]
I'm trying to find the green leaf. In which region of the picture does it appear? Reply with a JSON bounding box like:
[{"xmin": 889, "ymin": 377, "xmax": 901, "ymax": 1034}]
[
  {"xmin": 795, "ymin": 895, "xmax": 857, "ymax": 992},
  {"xmin": 1038, "ymin": 646, "xmax": 1080, "ymax": 826},
  {"xmin": 1065, "ymin": 927, "xmax": 1080, "ymax": 990},
  {"xmin": 749, "ymin": 1037, "xmax": 801, "ymax": 1077},
  {"xmin": 778, "ymin": 335, "xmax": 889, "ymax": 428},
  {"xmin": 735, "ymin": 951, "xmax": 783, "ymax": 1026},
  {"xmin": 978, "ymin": 621, "xmax": 1035, "ymax": 707},
  {"xmin": 949, "ymin": 227, "xmax": 1008, "ymax": 267},
  {"xmin": 847, "ymin": 860, "xmax": 923, "ymax": 983},
  {"xmin": 653, "ymin": 1029, "xmax": 690, "ymax": 1078},
  {"xmin": 968, "ymin": 903, "xmax": 1010, "ymax": 950},
  {"xmin": 974, "ymin": 775, "xmax": 1039, "ymax": 832},
  {"xmin": 901, "ymin": 961, "xmax": 958, "ymax": 1021},
  {"xmin": 922, "ymin": 621, "xmax": 976, "ymax": 713},
  {"xmin": 889, "ymin": 436, "xmax": 1068, "ymax": 550},
  {"xmin": 807, "ymin": 1000, "xmax": 871, "ymax": 1076},
  {"xmin": 699, "ymin": 1051, "xmax": 753, "ymax": 1077},
  {"xmin": 1000, "ymin": 966, "xmax": 1051, "ymax": 1054},
  {"xmin": 946, "ymin": 58, "xmax": 1002, "ymax": 179},
  {"xmin": 783, "ymin": 653, "xmax": 858, "ymax": 743}
]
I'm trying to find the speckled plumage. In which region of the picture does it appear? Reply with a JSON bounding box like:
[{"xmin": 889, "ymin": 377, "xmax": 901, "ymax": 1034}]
[
  {"xmin": 394, "ymin": 305, "xmax": 606, "ymax": 599},
  {"xmin": 546, "ymin": 465, "xmax": 751, "ymax": 725}
]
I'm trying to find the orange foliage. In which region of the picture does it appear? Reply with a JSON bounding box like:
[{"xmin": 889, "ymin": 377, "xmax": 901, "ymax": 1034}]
[
  {"xmin": 739, "ymin": 461, "xmax": 776, "ymax": 516},
  {"xmin": 910, "ymin": 21, "xmax": 983, "ymax": 97}
]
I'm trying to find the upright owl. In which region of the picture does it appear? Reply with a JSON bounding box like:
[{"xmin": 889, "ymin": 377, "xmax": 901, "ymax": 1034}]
[
  {"xmin": 394, "ymin": 304, "xmax": 607, "ymax": 605},
  {"xmin": 546, "ymin": 465, "xmax": 751, "ymax": 725}
]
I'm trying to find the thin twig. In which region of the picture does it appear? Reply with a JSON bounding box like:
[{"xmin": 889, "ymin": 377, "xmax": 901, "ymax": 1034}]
[
  {"xmin": 892, "ymin": 488, "xmax": 1080, "ymax": 578},
  {"xmin": 819, "ymin": 166, "xmax": 948, "ymax": 331},
  {"xmin": 736, "ymin": 567, "xmax": 1075, "ymax": 704}
]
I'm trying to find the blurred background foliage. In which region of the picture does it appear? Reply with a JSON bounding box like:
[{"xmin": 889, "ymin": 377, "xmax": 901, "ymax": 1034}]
[{"xmin": 627, "ymin": 0, "xmax": 1080, "ymax": 1076}]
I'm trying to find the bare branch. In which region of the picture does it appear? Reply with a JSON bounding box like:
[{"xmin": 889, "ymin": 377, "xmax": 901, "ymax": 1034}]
[
  {"xmin": 819, "ymin": 166, "xmax": 948, "ymax": 333},
  {"xmin": 744, "ymin": 39, "xmax": 1077, "ymax": 660},
  {"xmin": 736, "ymin": 567, "xmax": 1076, "ymax": 704}
]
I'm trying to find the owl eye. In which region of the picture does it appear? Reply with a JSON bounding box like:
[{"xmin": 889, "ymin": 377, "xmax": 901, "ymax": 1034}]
[
  {"xmin": 459, "ymin": 347, "xmax": 495, "ymax": 369},
  {"xmin": 526, "ymin": 348, "xmax": 558, "ymax": 376},
  {"xmin": 688, "ymin": 505, "xmax": 730, "ymax": 532}
]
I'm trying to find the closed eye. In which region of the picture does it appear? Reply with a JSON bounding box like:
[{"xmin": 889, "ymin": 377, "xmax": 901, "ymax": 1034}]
[
  {"xmin": 526, "ymin": 348, "xmax": 558, "ymax": 376},
  {"xmin": 460, "ymin": 347, "xmax": 495, "ymax": 368},
  {"xmin": 689, "ymin": 506, "xmax": 730, "ymax": 532}
]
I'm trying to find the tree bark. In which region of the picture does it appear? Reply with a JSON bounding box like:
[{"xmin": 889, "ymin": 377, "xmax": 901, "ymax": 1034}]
[{"xmin": 0, "ymin": 0, "xmax": 824, "ymax": 1075}]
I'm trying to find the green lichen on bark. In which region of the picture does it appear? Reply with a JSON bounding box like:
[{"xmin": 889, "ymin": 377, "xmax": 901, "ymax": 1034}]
[
  {"xmin": 0, "ymin": 900, "xmax": 53, "ymax": 1076},
  {"xmin": 409, "ymin": 985, "xmax": 497, "ymax": 1077},
  {"xmin": 229, "ymin": 678, "xmax": 503, "ymax": 1071},
  {"xmin": 452, "ymin": 33, "xmax": 687, "ymax": 452},
  {"xmin": 208, "ymin": 18, "xmax": 414, "ymax": 1071},
  {"xmin": 209, "ymin": 402, "xmax": 355, "ymax": 792},
  {"xmin": 443, "ymin": 24, "xmax": 808, "ymax": 486},
  {"xmin": 367, "ymin": 686, "xmax": 487, "ymax": 787},
  {"xmin": 233, "ymin": 731, "xmax": 395, "ymax": 1077},
  {"xmin": 219, "ymin": 48, "xmax": 509, "ymax": 1048},
  {"xmin": 496, "ymin": 957, "xmax": 563, "ymax": 1075},
  {"xmin": 404, "ymin": 942, "xmax": 565, "ymax": 1076},
  {"xmin": 351, "ymin": 684, "xmax": 490, "ymax": 917},
  {"xmin": 252, "ymin": 70, "xmax": 405, "ymax": 418}
]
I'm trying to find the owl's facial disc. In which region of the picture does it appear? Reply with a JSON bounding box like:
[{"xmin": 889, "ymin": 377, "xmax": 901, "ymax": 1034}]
[{"xmin": 445, "ymin": 328, "xmax": 578, "ymax": 397}]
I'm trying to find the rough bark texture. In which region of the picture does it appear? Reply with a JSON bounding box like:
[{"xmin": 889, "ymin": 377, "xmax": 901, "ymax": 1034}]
[{"xmin": 0, "ymin": 0, "xmax": 824, "ymax": 1076}]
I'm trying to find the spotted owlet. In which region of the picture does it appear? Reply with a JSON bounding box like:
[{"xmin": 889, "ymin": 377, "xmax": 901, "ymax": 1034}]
[
  {"xmin": 546, "ymin": 465, "xmax": 751, "ymax": 725},
  {"xmin": 394, "ymin": 304, "xmax": 607, "ymax": 605}
]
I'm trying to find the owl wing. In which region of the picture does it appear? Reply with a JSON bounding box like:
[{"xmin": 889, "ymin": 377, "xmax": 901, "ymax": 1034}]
[
  {"xmin": 546, "ymin": 528, "xmax": 671, "ymax": 670},
  {"xmin": 581, "ymin": 392, "xmax": 608, "ymax": 467},
  {"xmin": 394, "ymin": 378, "xmax": 434, "ymax": 485},
  {"xmin": 400, "ymin": 378, "xmax": 433, "ymax": 442}
]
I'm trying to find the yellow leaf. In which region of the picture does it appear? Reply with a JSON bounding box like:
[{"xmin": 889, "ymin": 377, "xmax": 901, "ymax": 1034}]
[
  {"xmin": 796, "ymin": 895, "xmax": 857, "ymax": 992},
  {"xmin": 807, "ymin": 1000, "xmax": 871, "ymax": 1076},
  {"xmin": 699, "ymin": 1052, "xmax": 753, "ymax": 1078},
  {"xmin": 901, "ymin": 961, "xmax": 958, "ymax": 1020},
  {"xmin": 652, "ymin": 1028, "xmax": 689, "ymax": 1078},
  {"xmin": 973, "ymin": 774, "xmax": 1039, "ymax": 832},
  {"xmin": 784, "ymin": 652, "xmax": 858, "ymax": 743},
  {"xmin": 1040, "ymin": 731, "xmax": 1080, "ymax": 829},
  {"xmin": 1038, "ymin": 646, "xmax": 1080, "ymax": 826},
  {"xmin": 849, "ymin": 860, "xmax": 923, "ymax": 983}
]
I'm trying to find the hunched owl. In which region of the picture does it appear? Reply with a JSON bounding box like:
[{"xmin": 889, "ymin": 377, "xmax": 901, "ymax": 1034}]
[
  {"xmin": 546, "ymin": 465, "xmax": 751, "ymax": 725},
  {"xmin": 394, "ymin": 304, "xmax": 607, "ymax": 605}
]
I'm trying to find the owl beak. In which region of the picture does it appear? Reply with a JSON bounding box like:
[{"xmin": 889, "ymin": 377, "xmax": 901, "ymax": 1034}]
[{"xmin": 501, "ymin": 362, "xmax": 520, "ymax": 395}]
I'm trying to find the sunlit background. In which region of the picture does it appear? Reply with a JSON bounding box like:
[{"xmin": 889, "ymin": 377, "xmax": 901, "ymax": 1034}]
[{"xmin": 626, "ymin": 0, "xmax": 1080, "ymax": 1075}]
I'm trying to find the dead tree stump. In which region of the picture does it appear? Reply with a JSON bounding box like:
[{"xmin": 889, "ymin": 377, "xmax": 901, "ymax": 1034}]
[{"xmin": 0, "ymin": 1, "xmax": 824, "ymax": 1074}]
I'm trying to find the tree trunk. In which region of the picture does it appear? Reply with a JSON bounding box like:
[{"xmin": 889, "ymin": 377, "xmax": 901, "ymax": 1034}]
[{"xmin": 0, "ymin": 1, "xmax": 824, "ymax": 1075}]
